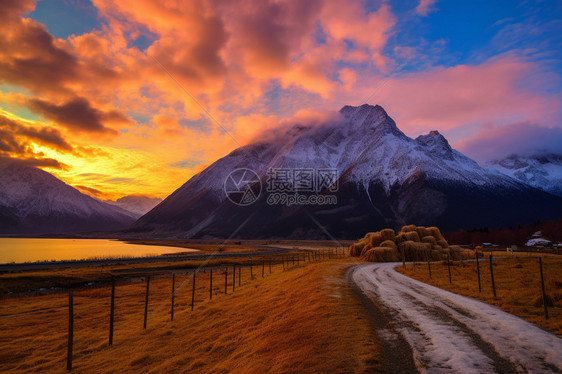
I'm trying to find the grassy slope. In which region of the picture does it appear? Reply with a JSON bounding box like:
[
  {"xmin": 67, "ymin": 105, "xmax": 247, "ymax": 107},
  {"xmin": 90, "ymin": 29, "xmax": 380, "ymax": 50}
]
[
  {"xmin": 0, "ymin": 260, "xmax": 380, "ymax": 373},
  {"xmin": 397, "ymin": 254, "xmax": 562, "ymax": 336}
]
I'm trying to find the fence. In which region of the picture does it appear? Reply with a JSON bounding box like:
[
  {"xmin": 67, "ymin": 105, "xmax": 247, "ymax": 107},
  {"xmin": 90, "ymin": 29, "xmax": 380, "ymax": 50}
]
[
  {"xmin": 0, "ymin": 248, "xmax": 346, "ymax": 371},
  {"xmin": 402, "ymin": 252, "xmax": 561, "ymax": 325}
]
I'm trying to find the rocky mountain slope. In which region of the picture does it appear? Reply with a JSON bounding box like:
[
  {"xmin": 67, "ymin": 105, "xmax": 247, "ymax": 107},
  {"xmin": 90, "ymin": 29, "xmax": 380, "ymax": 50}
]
[
  {"xmin": 0, "ymin": 162, "xmax": 137, "ymax": 234},
  {"xmin": 130, "ymin": 104, "xmax": 562, "ymax": 239},
  {"xmin": 487, "ymin": 153, "xmax": 562, "ymax": 197}
]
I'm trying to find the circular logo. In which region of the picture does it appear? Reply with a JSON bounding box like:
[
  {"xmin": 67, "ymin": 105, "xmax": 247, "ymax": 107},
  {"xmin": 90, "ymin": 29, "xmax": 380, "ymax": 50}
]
[{"xmin": 224, "ymin": 168, "xmax": 262, "ymax": 206}]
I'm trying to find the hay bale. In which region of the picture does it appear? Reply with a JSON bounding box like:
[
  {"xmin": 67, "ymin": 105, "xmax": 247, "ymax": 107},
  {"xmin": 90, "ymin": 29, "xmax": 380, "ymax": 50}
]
[
  {"xmin": 349, "ymin": 242, "xmax": 365, "ymax": 257},
  {"xmin": 432, "ymin": 244, "xmax": 442, "ymax": 251},
  {"xmin": 380, "ymin": 228, "xmax": 395, "ymax": 241},
  {"xmin": 427, "ymin": 226, "xmax": 446, "ymax": 241},
  {"xmin": 368, "ymin": 233, "xmax": 383, "ymax": 248},
  {"xmin": 380, "ymin": 240, "xmax": 397, "ymax": 250},
  {"xmin": 415, "ymin": 226, "xmax": 429, "ymax": 239},
  {"xmin": 364, "ymin": 247, "xmax": 401, "ymax": 262},
  {"xmin": 398, "ymin": 241, "xmax": 431, "ymax": 261},
  {"xmin": 395, "ymin": 233, "xmax": 409, "ymax": 244},
  {"xmin": 403, "ymin": 231, "xmax": 420, "ymax": 242},
  {"xmin": 422, "ymin": 236, "xmax": 437, "ymax": 245},
  {"xmin": 400, "ymin": 224, "xmax": 417, "ymax": 233},
  {"xmin": 360, "ymin": 243, "xmax": 373, "ymax": 257},
  {"xmin": 437, "ymin": 239, "xmax": 449, "ymax": 248}
]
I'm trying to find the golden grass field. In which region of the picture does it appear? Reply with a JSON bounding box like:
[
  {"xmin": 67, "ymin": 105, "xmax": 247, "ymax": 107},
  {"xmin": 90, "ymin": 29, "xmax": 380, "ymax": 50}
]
[
  {"xmin": 397, "ymin": 253, "xmax": 562, "ymax": 336},
  {"xmin": 0, "ymin": 250, "xmax": 345, "ymax": 294},
  {"xmin": 0, "ymin": 258, "xmax": 381, "ymax": 373}
]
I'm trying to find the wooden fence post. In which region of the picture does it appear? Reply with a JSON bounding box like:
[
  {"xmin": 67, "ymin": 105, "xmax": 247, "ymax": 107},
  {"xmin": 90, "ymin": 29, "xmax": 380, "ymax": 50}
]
[
  {"xmin": 232, "ymin": 265, "xmax": 236, "ymax": 293},
  {"xmin": 489, "ymin": 254, "xmax": 496, "ymax": 299},
  {"xmin": 296, "ymin": 255, "xmax": 300, "ymax": 266},
  {"xmin": 168, "ymin": 275, "xmax": 174, "ymax": 323},
  {"xmin": 269, "ymin": 258, "xmax": 272, "ymax": 273},
  {"xmin": 539, "ymin": 257, "xmax": 549, "ymax": 320},
  {"xmin": 476, "ymin": 251, "xmax": 481, "ymax": 292},
  {"xmin": 447, "ymin": 253, "xmax": 452, "ymax": 284},
  {"xmin": 250, "ymin": 264, "xmax": 253, "ymax": 279},
  {"xmin": 238, "ymin": 265, "xmax": 241, "ymax": 287},
  {"xmin": 262, "ymin": 261, "xmax": 265, "ymax": 277},
  {"xmin": 224, "ymin": 268, "xmax": 228, "ymax": 294},
  {"xmin": 67, "ymin": 289, "xmax": 73, "ymax": 371},
  {"xmin": 191, "ymin": 271, "xmax": 196, "ymax": 311},
  {"xmin": 144, "ymin": 275, "xmax": 150, "ymax": 329},
  {"xmin": 109, "ymin": 279, "xmax": 115, "ymax": 345},
  {"xmin": 209, "ymin": 270, "xmax": 213, "ymax": 300}
]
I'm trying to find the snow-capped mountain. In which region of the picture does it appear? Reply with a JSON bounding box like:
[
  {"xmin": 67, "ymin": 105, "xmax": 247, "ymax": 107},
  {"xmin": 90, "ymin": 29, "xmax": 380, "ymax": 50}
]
[
  {"xmin": 0, "ymin": 162, "xmax": 137, "ymax": 234},
  {"xmin": 105, "ymin": 195, "xmax": 163, "ymax": 217},
  {"xmin": 487, "ymin": 153, "xmax": 562, "ymax": 197},
  {"xmin": 131, "ymin": 104, "xmax": 562, "ymax": 239}
]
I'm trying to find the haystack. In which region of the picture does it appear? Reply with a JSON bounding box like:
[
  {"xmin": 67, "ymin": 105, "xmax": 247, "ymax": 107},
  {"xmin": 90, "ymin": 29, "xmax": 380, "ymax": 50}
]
[
  {"xmin": 398, "ymin": 241, "xmax": 431, "ymax": 262},
  {"xmin": 364, "ymin": 247, "xmax": 400, "ymax": 262},
  {"xmin": 422, "ymin": 236, "xmax": 437, "ymax": 245},
  {"xmin": 414, "ymin": 226, "xmax": 429, "ymax": 239},
  {"xmin": 350, "ymin": 225, "xmax": 470, "ymax": 262},
  {"xmin": 380, "ymin": 228, "xmax": 395, "ymax": 241},
  {"xmin": 403, "ymin": 231, "xmax": 420, "ymax": 242},
  {"xmin": 400, "ymin": 224, "xmax": 417, "ymax": 233},
  {"xmin": 380, "ymin": 240, "xmax": 397, "ymax": 250},
  {"xmin": 369, "ymin": 232, "xmax": 383, "ymax": 248},
  {"xmin": 395, "ymin": 233, "xmax": 409, "ymax": 244}
]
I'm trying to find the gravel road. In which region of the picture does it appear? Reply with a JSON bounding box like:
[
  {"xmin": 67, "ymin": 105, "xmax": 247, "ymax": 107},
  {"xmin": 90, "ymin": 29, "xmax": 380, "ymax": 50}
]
[{"xmin": 349, "ymin": 263, "xmax": 562, "ymax": 373}]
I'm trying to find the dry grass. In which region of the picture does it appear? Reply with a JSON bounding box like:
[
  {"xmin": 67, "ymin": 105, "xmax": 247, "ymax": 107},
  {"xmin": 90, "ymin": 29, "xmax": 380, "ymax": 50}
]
[
  {"xmin": 0, "ymin": 251, "xmax": 328, "ymax": 295},
  {"xmin": 0, "ymin": 259, "xmax": 380, "ymax": 373},
  {"xmin": 397, "ymin": 254, "xmax": 562, "ymax": 336}
]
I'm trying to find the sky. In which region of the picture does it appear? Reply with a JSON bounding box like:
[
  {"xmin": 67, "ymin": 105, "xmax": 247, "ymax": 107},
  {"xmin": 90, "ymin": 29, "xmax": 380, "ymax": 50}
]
[{"xmin": 1, "ymin": 0, "xmax": 561, "ymax": 200}]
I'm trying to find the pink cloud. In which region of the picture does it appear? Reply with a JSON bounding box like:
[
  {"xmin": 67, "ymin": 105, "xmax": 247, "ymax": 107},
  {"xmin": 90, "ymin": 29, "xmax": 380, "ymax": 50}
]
[
  {"xmin": 364, "ymin": 56, "xmax": 560, "ymax": 136},
  {"xmin": 415, "ymin": 0, "xmax": 438, "ymax": 16},
  {"xmin": 455, "ymin": 122, "xmax": 562, "ymax": 162}
]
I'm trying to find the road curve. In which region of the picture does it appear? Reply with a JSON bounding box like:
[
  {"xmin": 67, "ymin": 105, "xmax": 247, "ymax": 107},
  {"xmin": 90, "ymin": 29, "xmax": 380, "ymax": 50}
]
[{"xmin": 350, "ymin": 263, "xmax": 562, "ymax": 374}]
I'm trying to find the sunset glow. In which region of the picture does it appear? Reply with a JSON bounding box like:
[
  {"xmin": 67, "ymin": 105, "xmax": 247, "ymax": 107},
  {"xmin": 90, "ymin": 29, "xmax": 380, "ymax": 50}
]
[{"xmin": 1, "ymin": 0, "xmax": 561, "ymax": 200}]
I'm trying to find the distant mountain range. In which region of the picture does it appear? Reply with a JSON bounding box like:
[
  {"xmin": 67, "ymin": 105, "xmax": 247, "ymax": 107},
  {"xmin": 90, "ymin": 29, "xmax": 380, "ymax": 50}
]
[
  {"xmin": 0, "ymin": 162, "xmax": 137, "ymax": 234},
  {"xmin": 487, "ymin": 153, "xmax": 562, "ymax": 197},
  {"xmin": 130, "ymin": 104, "xmax": 562, "ymax": 239},
  {"xmin": 104, "ymin": 195, "xmax": 162, "ymax": 217}
]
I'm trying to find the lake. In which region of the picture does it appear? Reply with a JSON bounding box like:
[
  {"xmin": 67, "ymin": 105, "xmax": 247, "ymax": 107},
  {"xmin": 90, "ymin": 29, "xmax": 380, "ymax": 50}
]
[{"xmin": 0, "ymin": 238, "xmax": 197, "ymax": 264}]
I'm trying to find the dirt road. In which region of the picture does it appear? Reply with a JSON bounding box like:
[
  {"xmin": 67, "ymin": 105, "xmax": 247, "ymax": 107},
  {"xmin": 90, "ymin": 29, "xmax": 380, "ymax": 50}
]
[{"xmin": 350, "ymin": 263, "xmax": 562, "ymax": 373}]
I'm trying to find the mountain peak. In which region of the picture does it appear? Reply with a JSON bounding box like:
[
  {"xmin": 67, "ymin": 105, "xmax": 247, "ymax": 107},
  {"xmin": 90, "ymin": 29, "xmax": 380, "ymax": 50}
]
[
  {"xmin": 415, "ymin": 130, "xmax": 453, "ymax": 160},
  {"xmin": 339, "ymin": 104, "xmax": 402, "ymax": 137}
]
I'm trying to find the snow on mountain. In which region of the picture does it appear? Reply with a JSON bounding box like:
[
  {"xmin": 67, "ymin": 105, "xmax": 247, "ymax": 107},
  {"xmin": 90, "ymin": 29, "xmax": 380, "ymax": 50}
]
[
  {"xmin": 486, "ymin": 153, "xmax": 562, "ymax": 197},
  {"xmin": 133, "ymin": 104, "xmax": 562, "ymax": 239},
  {"xmin": 105, "ymin": 195, "xmax": 163, "ymax": 217},
  {"xmin": 0, "ymin": 162, "xmax": 137, "ymax": 234},
  {"xmin": 168, "ymin": 104, "xmax": 511, "ymax": 200}
]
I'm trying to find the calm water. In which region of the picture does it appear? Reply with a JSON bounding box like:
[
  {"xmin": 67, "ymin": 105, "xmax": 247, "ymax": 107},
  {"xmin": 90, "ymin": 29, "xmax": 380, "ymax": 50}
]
[{"xmin": 0, "ymin": 238, "xmax": 196, "ymax": 264}]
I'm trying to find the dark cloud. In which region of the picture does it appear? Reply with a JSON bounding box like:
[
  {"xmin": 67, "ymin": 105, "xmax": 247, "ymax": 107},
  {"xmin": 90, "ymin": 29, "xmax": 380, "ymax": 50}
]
[
  {"xmin": 0, "ymin": 113, "xmax": 73, "ymax": 152},
  {"xmin": 27, "ymin": 97, "xmax": 126, "ymax": 135},
  {"xmin": 0, "ymin": 156, "xmax": 67, "ymax": 170},
  {"xmin": 0, "ymin": 1, "xmax": 79, "ymax": 95}
]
